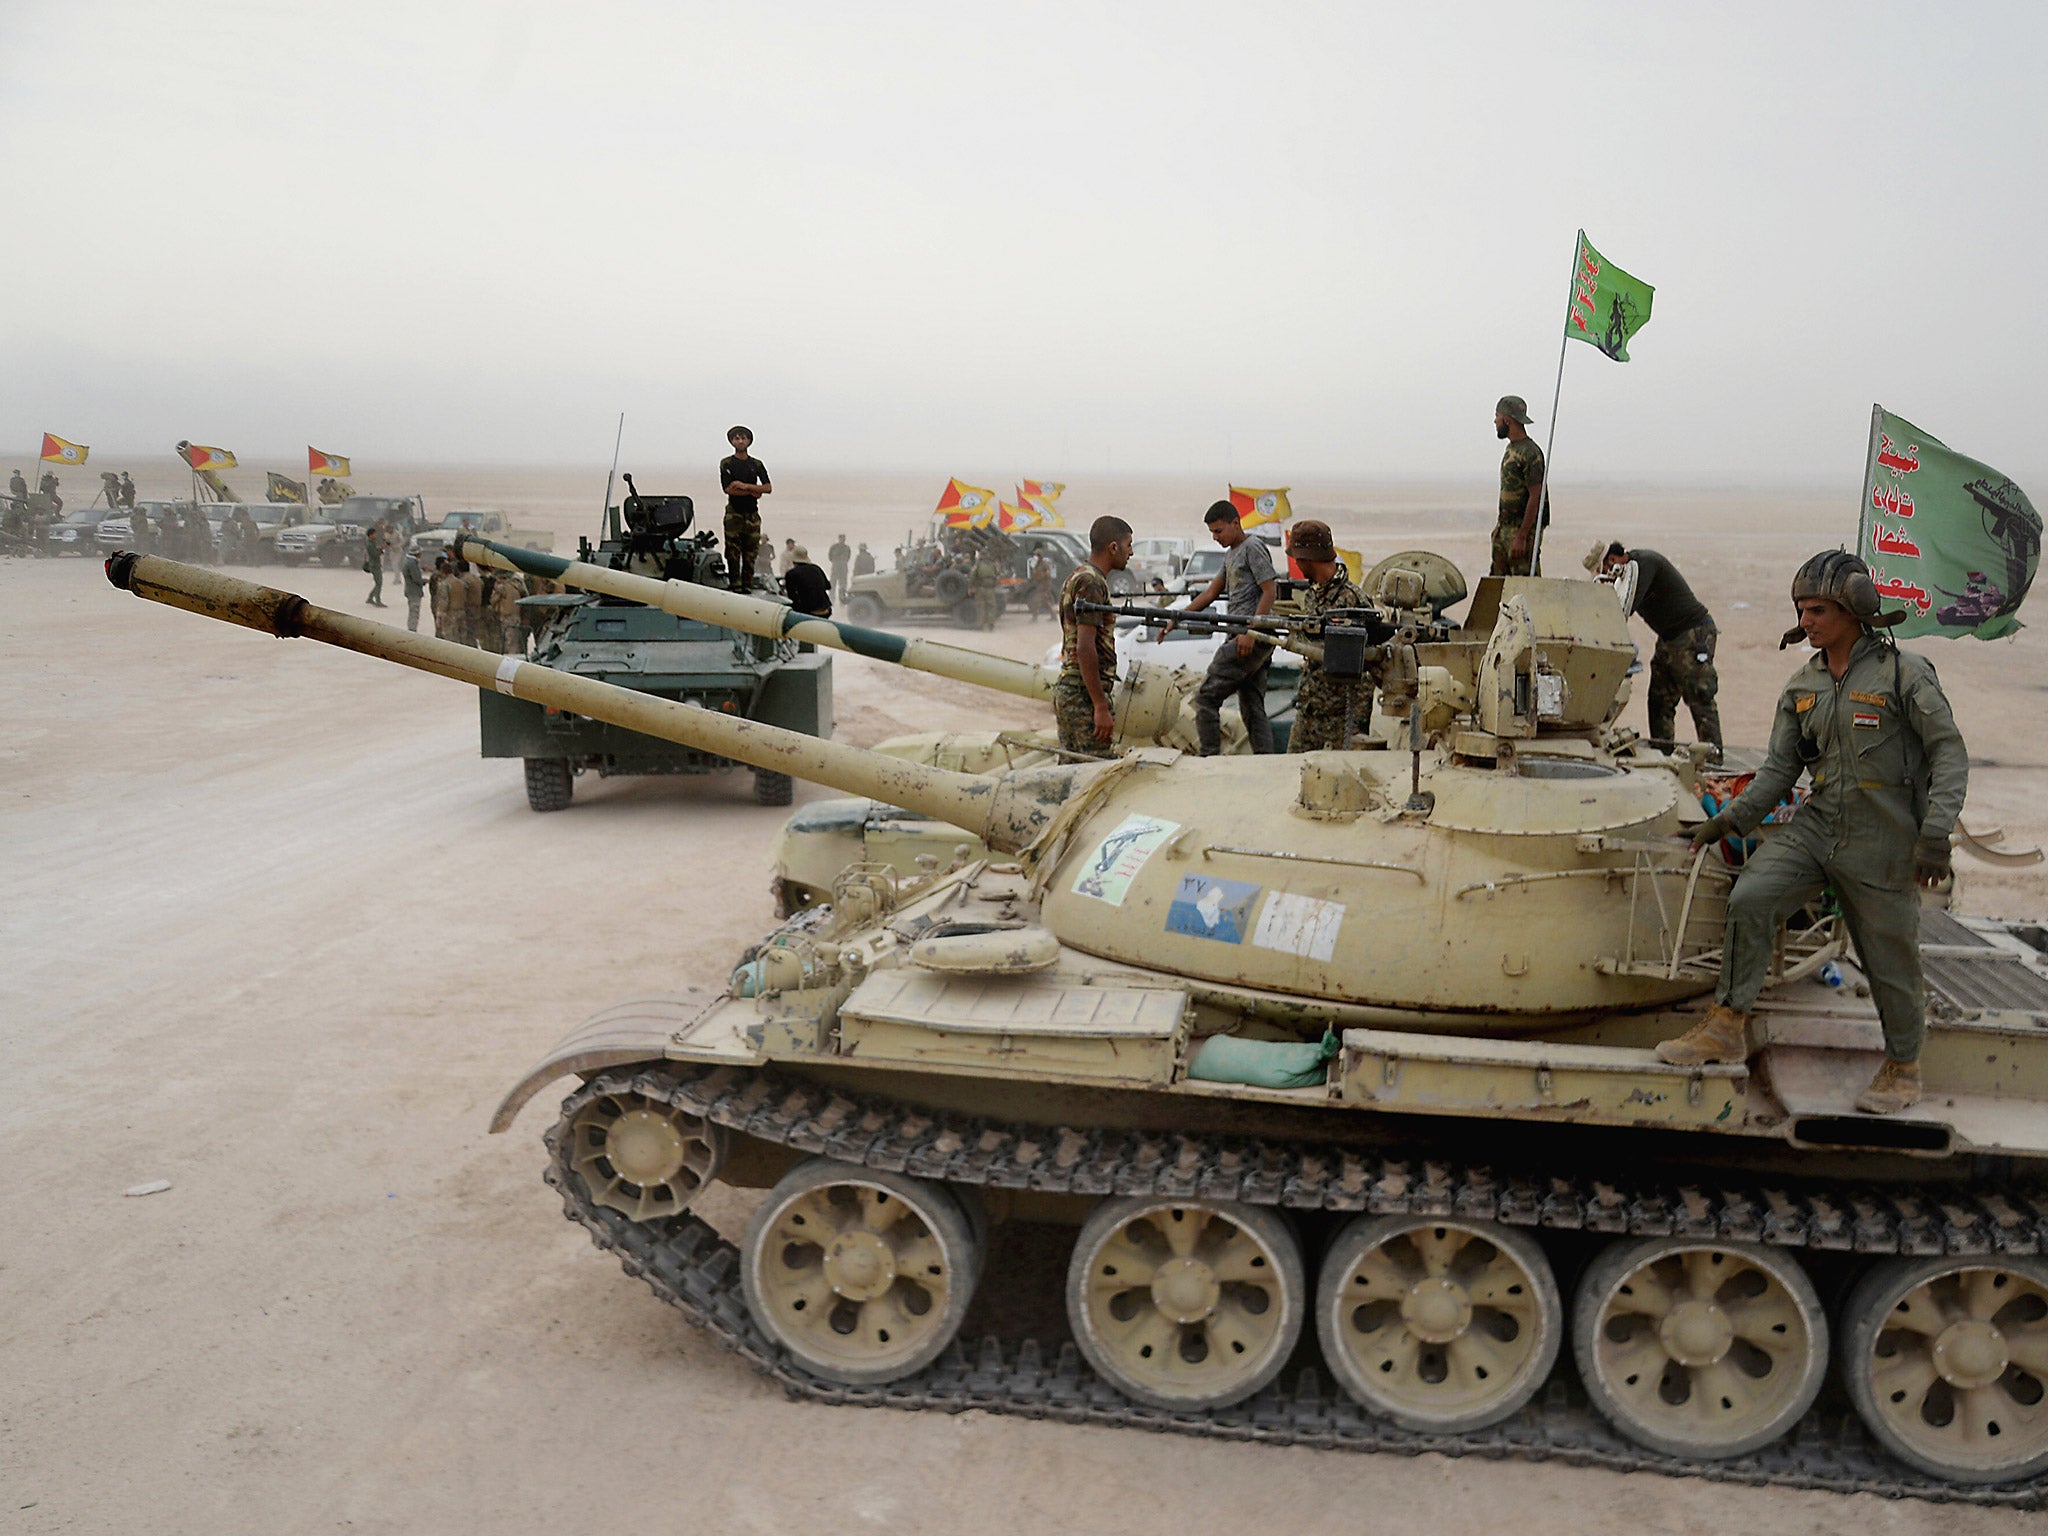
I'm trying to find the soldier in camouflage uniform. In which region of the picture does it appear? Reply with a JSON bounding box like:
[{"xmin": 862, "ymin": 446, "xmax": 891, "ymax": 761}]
[
  {"xmin": 1593, "ymin": 541, "xmax": 1723, "ymax": 751},
  {"xmin": 1284, "ymin": 521, "xmax": 1370, "ymax": 752},
  {"xmin": 1490, "ymin": 394, "xmax": 1547, "ymax": 577},
  {"xmin": 971, "ymin": 553, "xmax": 1002, "ymax": 629},
  {"xmin": 720, "ymin": 426, "xmax": 772, "ymax": 591},
  {"xmin": 1657, "ymin": 552, "xmax": 1968, "ymax": 1115},
  {"xmin": 456, "ymin": 560, "xmax": 485, "ymax": 646},
  {"xmin": 491, "ymin": 569, "xmax": 527, "ymax": 654},
  {"xmin": 1054, "ymin": 516, "xmax": 1134, "ymax": 756}
]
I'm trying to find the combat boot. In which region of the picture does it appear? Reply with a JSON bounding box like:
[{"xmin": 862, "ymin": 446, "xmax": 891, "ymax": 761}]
[
  {"xmin": 1854, "ymin": 1057, "xmax": 1922, "ymax": 1115},
  {"xmin": 1655, "ymin": 1005, "xmax": 1750, "ymax": 1066}
]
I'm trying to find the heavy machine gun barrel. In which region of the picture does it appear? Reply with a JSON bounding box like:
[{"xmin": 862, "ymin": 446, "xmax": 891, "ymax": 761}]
[
  {"xmin": 455, "ymin": 534, "xmax": 1054, "ymax": 701},
  {"xmin": 103, "ymin": 553, "xmax": 1100, "ymax": 855}
]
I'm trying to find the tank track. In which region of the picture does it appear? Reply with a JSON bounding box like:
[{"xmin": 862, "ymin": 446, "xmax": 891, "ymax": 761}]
[{"xmin": 545, "ymin": 1062, "xmax": 2048, "ymax": 1508}]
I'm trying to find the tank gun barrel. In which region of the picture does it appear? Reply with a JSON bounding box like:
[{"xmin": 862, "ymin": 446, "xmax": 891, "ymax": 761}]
[
  {"xmin": 104, "ymin": 554, "xmax": 1098, "ymax": 855},
  {"xmin": 455, "ymin": 535, "xmax": 1053, "ymax": 702}
]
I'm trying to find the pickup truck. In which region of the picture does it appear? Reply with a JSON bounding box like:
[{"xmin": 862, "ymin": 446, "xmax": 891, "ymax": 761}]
[
  {"xmin": 274, "ymin": 495, "xmax": 425, "ymax": 567},
  {"xmin": 411, "ymin": 509, "xmax": 554, "ymax": 560}
]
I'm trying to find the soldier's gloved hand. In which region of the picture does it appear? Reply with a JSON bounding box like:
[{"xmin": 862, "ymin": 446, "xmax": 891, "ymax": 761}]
[
  {"xmin": 1913, "ymin": 832, "xmax": 1954, "ymax": 885},
  {"xmin": 1687, "ymin": 812, "xmax": 1736, "ymax": 852}
]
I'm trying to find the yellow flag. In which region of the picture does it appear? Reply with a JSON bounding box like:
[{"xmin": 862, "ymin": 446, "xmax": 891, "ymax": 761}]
[
  {"xmin": 41, "ymin": 432, "xmax": 88, "ymax": 465},
  {"xmin": 1230, "ymin": 485, "xmax": 1292, "ymax": 527},
  {"xmin": 181, "ymin": 442, "xmax": 238, "ymax": 472},
  {"xmin": 936, "ymin": 477, "xmax": 996, "ymax": 526}
]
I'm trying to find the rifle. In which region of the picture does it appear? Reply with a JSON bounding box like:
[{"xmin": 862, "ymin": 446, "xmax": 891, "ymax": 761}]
[{"xmin": 1073, "ymin": 600, "xmax": 1428, "ymax": 675}]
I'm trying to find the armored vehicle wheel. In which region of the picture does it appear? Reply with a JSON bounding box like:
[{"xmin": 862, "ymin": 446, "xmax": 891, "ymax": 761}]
[
  {"xmin": 559, "ymin": 1085, "xmax": 729, "ymax": 1222},
  {"xmin": 1837, "ymin": 1255, "xmax": 2048, "ymax": 1484},
  {"xmin": 934, "ymin": 569, "xmax": 969, "ymax": 605},
  {"xmin": 1066, "ymin": 1196, "xmax": 1304, "ymax": 1411},
  {"xmin": 845, "ymin": 593, "xmax": 884, "ymax": 626},
  {"xmin": 741, "ymin": 1158, "xmax": 981, "ymax": 1386},
  {"xmin": 1315, "ymin": 1215, "xmax": 1561, "ymax": 1432},
  {"xmin": 523, "ymin": 757, "xmax": 573, "ymax": 811},
  {"xmin": 753, "ymin": 769, "xmax": 794, "ymax": 806},
  {"xmin": 1574, "ymin": 1237, "xmax": 1827, "ymax": 1461}
]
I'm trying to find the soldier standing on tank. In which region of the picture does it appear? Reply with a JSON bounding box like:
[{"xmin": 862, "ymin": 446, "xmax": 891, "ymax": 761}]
[
  {"xmin": 1285, "ymin": 521, "xmax": 1370, "ymax": 752},
  {"xmin": 854, "ymin": 542, "xmax": 875, "ymax": 578},
  {"xmin": 1181, "ymin": 501, "xmax": 1278, "ymax": 755},
  {"xmin": 1656, "ymin": 552, "xmax": 1968, "ymax": 1115},
  {"xmin": 783, "ymin": 545, "xmax": 833, "ymax": 617},
  {"xmin": 8, "ymin": 468, "xmax": 26, "ymax": 512},
  {"xmin": 39, "ymin": 471, "xmax": 62, "ymax": 518},
  {"xmin": 364, "ymin": 525, "xmax": 387, "ymax": 607},
  {"xmin": 1055, "ymin": 516, "xmax": 1134, "ymax": 757},
  {"xmin": 1491, "ymin": 395, "xmax": 1546, "ymax": 577},
  {"xmin": 828, "ymin": 534, "xmax": 852, "ymax": 603},
  {"xmin": 401, "ymin": 544, "xmax": 426, "ymax": 631},
  {"xmin": 1594, "ymin": 540, "xmax": 1722, "ymax": 753},
  {"xmin": 720, "ymin": 426, "xmax": 772, "ymax": 592},
  {"xmin": 971, "ymin": 551, "xmax": 1002, "ymax": 629},
  {"xmin": 456, "ymin": 558, "xmax": 485, "ymax": 646}
]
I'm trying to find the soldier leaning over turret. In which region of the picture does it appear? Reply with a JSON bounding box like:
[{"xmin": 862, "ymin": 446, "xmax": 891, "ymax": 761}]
[{"xmin": 1656, "ymin": 552, "xmax": 1969, "ymax": 1115}]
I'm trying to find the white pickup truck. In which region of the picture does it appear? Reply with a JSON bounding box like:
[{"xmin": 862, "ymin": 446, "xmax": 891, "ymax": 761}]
[{"xmin": 411, "ymin": 510, "xmax": 554, "ymax": 559}]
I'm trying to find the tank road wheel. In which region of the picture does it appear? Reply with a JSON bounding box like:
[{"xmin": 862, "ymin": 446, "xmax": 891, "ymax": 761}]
[
  {"xmin": 845, "ymin": 593, "xmax": 884, "ymax": 626},
  {"xmin": 561, "ymin": 1087, "xmax": 729, "ymax": 1223},
  {"xmin": 1315, "ymin": 1215, "xmax": 1562, "ymax": 1432},
  {"xmin": 752, "ymin": 768, "xmax": 794, "ymax": 806},
  {"xmin": 741, "ymin": 1158, "xmax": 982, "ymax": 1386},
  {"xmin": 1838, "ymin": 1256, "xmax": 2048, "ymax": 1485},
  {"xmin": 523, "ymin": 757, "xmax": 573, "ymax": 811},
  {"xmin": 1574, "ymin": 1237, "xmax": 1828, "ymax": 1460},
  {"xmin": 1066, "ymin": 1196, "xmax": 1305, "ymax": 1411}
]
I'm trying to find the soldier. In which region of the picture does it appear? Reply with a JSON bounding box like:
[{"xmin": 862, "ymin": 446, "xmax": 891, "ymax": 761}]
[
  {"xmin": 971, "ymin": 550, "xmax": 1002, "ymax": 629},
  {"xmin": 720, "ymin": 426, "xmax": 772, "ymax": 591},
  {"xmin": 491, "ymin": 568, "xmax": 527, "ymax": 653},
  {"xmin": 186, "ymin": 505, "xmax": 216, "ymax": 564},
  {"xmin": 1181, "ymin": 501, "xmax": 1278, "ymax": 756},
  {"xmin": 430, "ymin": 556, "xmax": 453, "ymax": 637},
  {"xmin": 99, "ymin": 470, "xmax": 122, "ymax": 508},
  {"xmin": 130, "ymin": 505, "xmax": 152, "ymax": 554},
  {"xmin": 39, "ymin": 471, "xmax": 62, "ymax": 517},
  {"xmin": 1055, "ymin": 516, "xmax": 1134, "ymax": 757},
  {"xmin": 1593, "ymin": 540, "xmax": 1723, "ymax": 752},
  {"xmin": 1285, "ymin": 521, "xmax": 1370, "ymax": 752},
  {"xmin": 119, "ymin": 472, "xmax": 136, "ymax": 509},
  {"xmin": 1026, "ymin": 552, "xmax": 1057, "ymax": 619},
  {"xmin": 364, "ymin": 525, "xmax": 387, "ymax": 607},
  {"xmin": 782, "ymin": 545, "xmax": 833, "ymax": 617},
  {"xmin": 233, "ymin": 506, "xmax": 258, "ymax": 564},
  {"xmin": 1656, "ymin": 553, "xmax": 1968, "ymax": 1115},
  {"xmin": 400, "ymin": 544, "xmax": 427, "ymax": 631},
  {"xmin": 7, "ymin": 469, "xmax": 25, "ymax": 510},
  {"xmin": 456, "ymin": 559, "xmax": 485, "ymax": 646},
  {"xmin": 828, "ymin": 534, "xmax": 852, "ymax": 603},
  {"xmin": 853, "ymin": 542, "xmax": 875, "ymax": 578},
  {"xmin": 1490, "ymin": 395, "xmax": 1546, "ymax": 577}
]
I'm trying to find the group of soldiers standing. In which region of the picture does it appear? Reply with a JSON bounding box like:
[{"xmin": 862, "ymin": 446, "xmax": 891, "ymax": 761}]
[
  {"xmin": 125, "ymin": 504, "xmax": 228, "ymax": 561},
  {"xmin": 423, "ymin": 553, "xmax": 555, "ymax": 654}
]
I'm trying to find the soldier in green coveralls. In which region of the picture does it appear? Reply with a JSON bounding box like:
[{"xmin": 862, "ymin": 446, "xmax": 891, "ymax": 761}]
[
  {"xmin": 1656, "ymin": 552, "xmax": 1969, "ymax": 1115},
  {"xmin": 1284, "ymin": 520, "xmax": 1369, "ymax": 751}
]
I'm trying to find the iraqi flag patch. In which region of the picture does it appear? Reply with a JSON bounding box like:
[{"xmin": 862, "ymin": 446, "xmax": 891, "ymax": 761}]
[{"xmin": 1853, "ymin": 710, "xmax": 1882, "ymax": 730}]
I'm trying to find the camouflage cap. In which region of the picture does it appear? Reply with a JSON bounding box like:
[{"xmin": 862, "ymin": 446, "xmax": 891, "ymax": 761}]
[
  {"xmin": 1286, "ymin": 519, "xmax": 1336, "ymax": 561},
  {"xmin": 1496, "ymin": 395, "xmax": 1534, "ymax": 425}
]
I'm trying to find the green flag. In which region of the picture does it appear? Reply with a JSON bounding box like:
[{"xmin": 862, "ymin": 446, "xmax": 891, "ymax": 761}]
[
  {"xmin": 1566, "ymin": 231, "xmax": 1654, "ymax": 361},
  {"xmin": 1857, "ymin": 406, "xmax": 2041, "ymax": 640}
]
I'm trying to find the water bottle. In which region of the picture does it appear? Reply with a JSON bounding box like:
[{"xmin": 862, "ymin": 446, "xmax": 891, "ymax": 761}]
[{"xmin": 1819, "ymin": 960, "xmax": 1844, "ymax": 988}]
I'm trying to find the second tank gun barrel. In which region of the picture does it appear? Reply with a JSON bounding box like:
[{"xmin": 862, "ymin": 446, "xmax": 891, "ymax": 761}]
[
  {"xmin": 454, "ymin": 535, "xmax": 1053, "ymax": 702},
  {"xmin": 103, "ymin": 554, "xmax": 1098, "ymax": 855}
]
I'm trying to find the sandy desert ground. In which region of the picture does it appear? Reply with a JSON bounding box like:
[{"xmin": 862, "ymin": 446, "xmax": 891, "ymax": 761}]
[{"xmin": 5, "ymin": 464, "xmax": 2045, "ymax": 1534}]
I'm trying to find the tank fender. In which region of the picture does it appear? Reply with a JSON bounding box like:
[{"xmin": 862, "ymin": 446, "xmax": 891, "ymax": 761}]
[{"xmin": 489, "ymin": 997, "xmax": 706, "ymax": 1133}]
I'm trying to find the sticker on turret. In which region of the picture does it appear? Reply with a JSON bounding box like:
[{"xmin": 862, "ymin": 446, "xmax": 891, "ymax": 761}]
[
  {"xmin": 1164, "ymin": 875, "xmax": 1262, "ymax": 944},
  {"xmin": 1071, "ymin": 814, "xmax": 1179, "ymax": 906},
  {"xmin": 1252, "ymin": 892, "xmax": 1344, "ymax": 961}
]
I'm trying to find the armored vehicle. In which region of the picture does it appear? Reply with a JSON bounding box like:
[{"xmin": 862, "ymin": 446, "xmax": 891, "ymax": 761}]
[
  {"xmin": 479, "ymin": 478, "xmax": 830, "ymax": 810},
  {"xmin": 108, "ymin": 549, "xmax": 2048, "ymax": 1504}
]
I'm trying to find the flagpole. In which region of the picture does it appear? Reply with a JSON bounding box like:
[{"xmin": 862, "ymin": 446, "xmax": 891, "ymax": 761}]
[
  {"xmin": 1857, "ymin": 403, "xmax": 1883, "ymax": 562},
  {"xmin": 1529, "ymin": 230, "xmax": 1583, "ymax": 575}
]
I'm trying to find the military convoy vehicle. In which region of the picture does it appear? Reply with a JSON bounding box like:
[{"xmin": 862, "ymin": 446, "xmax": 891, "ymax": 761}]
[
  {"xmin": 274, "ymin": 495, "xmax": 428, "ymax": 567},
  {"xmin": 105, "ymin": 546, "xmax": 2048, "ymax": 1504},
  {"xmin": 845, "ymin": 525, "xmax": 1116, "ymax": 626},
  {"xmin": 477, "ymin": 478, "xmax": 829, "ymax": 810},
  {"xmin": 411, "ymin": 507, "xmax": 551, "ymax": 561}
]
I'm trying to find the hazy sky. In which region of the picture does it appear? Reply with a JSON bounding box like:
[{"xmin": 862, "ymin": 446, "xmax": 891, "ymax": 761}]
[{"xmin": 4, "ymin": 0, "xmax": 2044, "ymax": 488}]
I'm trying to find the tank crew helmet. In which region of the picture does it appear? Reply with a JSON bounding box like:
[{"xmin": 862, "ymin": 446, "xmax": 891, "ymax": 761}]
[
  {"xmin": 1285, "ymin": 520, "xmax": 1336, "ymax": 562},
  {"xmin": 1780, "ymin": 549, "xmax": 1903, "ymax": 647}
]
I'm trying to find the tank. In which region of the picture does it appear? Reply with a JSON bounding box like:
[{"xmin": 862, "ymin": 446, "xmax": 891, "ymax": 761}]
[
  {"xmin": 472, "ymin": 481, "xmax": 831, "ymax": 810},
  {"xmin": 106, "ymin": 550, "xmax": 2048, "ymax": 1503},
  {"xmin": 457, "ymin": 532, "xmax": 1293, "ymax": 871}
]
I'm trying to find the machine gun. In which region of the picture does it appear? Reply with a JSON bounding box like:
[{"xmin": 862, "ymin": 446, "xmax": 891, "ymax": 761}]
[
  {"xmin": 578, "ymin": 473, "xmax": 721, "ymax": 585},
  {"xmin": 1073, "ymin": 600, "xmax": 1450, "ymax": 676}
]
